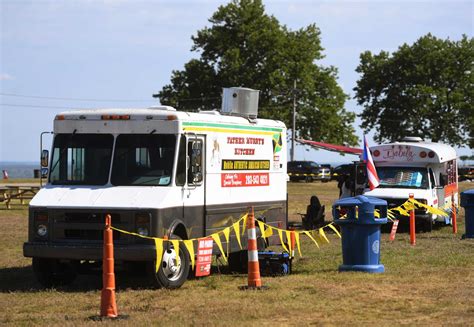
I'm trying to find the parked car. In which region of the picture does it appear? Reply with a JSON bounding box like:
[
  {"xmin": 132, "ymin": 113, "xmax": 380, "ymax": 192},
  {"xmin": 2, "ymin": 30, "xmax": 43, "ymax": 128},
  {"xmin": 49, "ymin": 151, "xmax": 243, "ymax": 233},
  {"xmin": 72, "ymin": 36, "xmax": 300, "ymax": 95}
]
[
  {"xmin": 331, "ymin": 164, "xmax": 353, "ymax": 180},
  {"xmin": 317, "ymin": 166, "xmax": 331, "ymax": 182},
  {"xmin": 459, "ymin": 166, "xmax": 474, "ymax": 181},
  {"xmin": 287, "ymin": 161, "xmax": 320, "ymax": 182}
]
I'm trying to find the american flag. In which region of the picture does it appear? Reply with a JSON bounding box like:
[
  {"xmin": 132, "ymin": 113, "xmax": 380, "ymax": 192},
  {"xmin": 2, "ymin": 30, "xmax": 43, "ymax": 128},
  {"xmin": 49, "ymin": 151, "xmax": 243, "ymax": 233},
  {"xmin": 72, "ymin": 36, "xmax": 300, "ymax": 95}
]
[{"xmin": 362, "ymin": 136, "xmax": 379, "ymax": 190}]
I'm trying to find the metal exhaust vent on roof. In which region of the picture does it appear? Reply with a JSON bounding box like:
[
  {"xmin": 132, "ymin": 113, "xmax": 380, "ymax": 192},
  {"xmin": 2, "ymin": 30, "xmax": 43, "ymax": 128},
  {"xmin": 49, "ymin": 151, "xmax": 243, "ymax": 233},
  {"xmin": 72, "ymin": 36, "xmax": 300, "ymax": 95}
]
[
  {"xmin": 401, "ymin": 136, "xmax": 423, "ymax": 142},
  {"xmin": 221, "ymin": 87, "xmax": 259, "ymax": 119}
]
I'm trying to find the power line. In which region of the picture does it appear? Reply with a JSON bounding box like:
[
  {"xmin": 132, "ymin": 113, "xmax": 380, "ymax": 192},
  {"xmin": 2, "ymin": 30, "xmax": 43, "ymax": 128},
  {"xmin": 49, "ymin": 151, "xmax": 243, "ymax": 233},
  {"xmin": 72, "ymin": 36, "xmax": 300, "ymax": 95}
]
[
  {"xmin": 0, "ymin": 103, "xmax": 84, "ymax": 109},
  {"xmin": 0, "ymin": 92, "xmax": 156, "ymax": 102}
]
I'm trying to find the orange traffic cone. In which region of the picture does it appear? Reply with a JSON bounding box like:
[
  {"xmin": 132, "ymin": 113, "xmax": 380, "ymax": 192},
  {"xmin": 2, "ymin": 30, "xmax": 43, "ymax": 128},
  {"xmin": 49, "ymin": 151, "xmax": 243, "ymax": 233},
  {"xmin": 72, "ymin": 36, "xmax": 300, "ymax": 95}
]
[
  {"xmin": 100, "ymin": 214, "xmax": 118, "ymax": 318},
  {"xmin": 239, "ymin": 207, "xmax": 267, "ymax": 290}
]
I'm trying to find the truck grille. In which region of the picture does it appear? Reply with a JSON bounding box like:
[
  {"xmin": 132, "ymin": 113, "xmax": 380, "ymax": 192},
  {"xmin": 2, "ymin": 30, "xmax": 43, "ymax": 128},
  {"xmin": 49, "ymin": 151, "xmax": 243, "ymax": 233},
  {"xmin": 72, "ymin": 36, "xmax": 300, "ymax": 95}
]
[{"xmin": 51, "ymin": 210, "xmax": 130, "ymax": 242}]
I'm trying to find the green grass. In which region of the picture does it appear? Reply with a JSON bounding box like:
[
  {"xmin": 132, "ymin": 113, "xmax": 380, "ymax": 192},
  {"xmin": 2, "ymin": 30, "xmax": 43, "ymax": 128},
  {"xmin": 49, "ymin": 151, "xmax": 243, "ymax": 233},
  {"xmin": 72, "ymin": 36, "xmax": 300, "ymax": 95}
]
[{"xmin": 0, "ymin": 181, "xmax": 473, "ymax": 325}]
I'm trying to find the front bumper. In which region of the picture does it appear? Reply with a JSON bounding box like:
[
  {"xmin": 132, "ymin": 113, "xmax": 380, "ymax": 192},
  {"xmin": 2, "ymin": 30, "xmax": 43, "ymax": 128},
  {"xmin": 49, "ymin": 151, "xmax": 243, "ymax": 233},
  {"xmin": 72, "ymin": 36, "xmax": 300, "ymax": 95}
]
[{"xmin": 23, "ymin": 242, "xmax": 156, "ymax": 261}]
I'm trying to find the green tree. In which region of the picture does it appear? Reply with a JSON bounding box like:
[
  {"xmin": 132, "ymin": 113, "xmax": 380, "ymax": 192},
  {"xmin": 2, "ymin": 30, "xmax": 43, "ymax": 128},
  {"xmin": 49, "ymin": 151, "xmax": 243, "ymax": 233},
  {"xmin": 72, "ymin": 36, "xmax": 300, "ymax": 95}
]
[
  {"xmin": 158, "ymin": 0, "xmax": 358, "ymax": 146},
  {"xmin": 354, "ymin": 34, "xmax": 474, "ymax": 147}
]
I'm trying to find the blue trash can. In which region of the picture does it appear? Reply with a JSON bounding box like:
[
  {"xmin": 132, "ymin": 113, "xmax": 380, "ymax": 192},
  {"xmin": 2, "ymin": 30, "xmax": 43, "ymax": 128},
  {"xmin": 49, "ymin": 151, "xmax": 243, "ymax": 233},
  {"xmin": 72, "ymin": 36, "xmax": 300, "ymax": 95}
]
[
  {"xmin": 461, "ymin": 189, "xmax": 474, "ymax": 239},
  {"xmin": 333, "ymin": 196, "xmax": 387, "ymax": 273}
]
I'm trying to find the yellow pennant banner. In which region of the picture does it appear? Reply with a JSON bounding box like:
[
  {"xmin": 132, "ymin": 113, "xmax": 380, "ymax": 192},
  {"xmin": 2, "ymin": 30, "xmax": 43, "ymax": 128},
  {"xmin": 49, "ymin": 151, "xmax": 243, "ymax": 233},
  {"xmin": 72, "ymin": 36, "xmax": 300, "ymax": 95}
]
[
  {"xmin": 278, "ymin": 229, "xmax": 290, "ymax": 253},
  {"xmin": 184, "ymin": 240, "xmax": 195, "ymax": 271},
  {"xmin": 232, "ymin": 221, "xmax": 242, "ymax": 249},
  {"xmin": 211, "ymin": 233, "xmax": 227, "ymax": 262},
  {"xmin": 327, "ymin": 223, "xmax": 341, "ymax": 238},
  {"xmin": 303, "ymin": 230, "xmax": 319, "ymax": 249},
  {"xmin": 286, "ymin": 230, "xmax": 293, "ymax": 254},
  {"xmin": 294, "ymin": 232, "xmax": 302, "ymax": 257},
  {"xmin": 241, "ymin": 214, "xmax": 248, "ymax": 236},
  {"xmin": 154, "ymin": 238, "xmax": 164, "ymax": 273},
  {"xmin": 171, "ymin": 240, "xmax": 180, "ymax": 266}
]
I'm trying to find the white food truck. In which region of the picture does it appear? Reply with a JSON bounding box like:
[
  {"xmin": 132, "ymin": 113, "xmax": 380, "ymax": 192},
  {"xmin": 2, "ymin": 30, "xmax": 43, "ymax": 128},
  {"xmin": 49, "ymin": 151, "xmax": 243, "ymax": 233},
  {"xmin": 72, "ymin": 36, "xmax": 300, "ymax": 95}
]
[
  {"xmin": 24, "ymin": 88, "xmax": 287, "ymax": 288},
  {"xmin": 362, "ymin": 137, "xmax": 458, "ymax": 231}
]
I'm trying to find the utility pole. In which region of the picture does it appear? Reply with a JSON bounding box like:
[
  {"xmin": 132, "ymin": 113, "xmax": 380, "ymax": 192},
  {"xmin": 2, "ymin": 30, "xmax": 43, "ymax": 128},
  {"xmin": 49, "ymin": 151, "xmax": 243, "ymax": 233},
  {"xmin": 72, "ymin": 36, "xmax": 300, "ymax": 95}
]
[{"xmin": 291, "ymin": 79, "xmax": 297, "ymax": 161}]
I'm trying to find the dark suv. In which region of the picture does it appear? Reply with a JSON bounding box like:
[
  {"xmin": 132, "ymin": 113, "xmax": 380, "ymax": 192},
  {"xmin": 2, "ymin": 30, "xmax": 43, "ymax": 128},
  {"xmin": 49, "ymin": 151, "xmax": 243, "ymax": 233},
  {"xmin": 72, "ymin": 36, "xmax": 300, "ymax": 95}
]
[{"xmin": 287, "ymin": 161, "xmax": 320, "ymax": 182}]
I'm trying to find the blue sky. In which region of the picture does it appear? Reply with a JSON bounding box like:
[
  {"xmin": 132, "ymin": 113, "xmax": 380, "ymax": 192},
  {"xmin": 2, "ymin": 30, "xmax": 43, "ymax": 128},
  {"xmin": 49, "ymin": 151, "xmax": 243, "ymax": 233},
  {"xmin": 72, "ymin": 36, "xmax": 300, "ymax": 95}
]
[{"xmin": 1, "ymin": 0, "xmax": 472, "ymax": 164}]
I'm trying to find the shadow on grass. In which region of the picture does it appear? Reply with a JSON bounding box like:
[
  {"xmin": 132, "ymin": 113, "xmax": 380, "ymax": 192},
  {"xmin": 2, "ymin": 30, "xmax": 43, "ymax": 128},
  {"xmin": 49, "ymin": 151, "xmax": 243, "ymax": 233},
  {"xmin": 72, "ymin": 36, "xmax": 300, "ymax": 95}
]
[{"xmin": 0, "ymin": 265, "xmax": 160, "ymax": 293}]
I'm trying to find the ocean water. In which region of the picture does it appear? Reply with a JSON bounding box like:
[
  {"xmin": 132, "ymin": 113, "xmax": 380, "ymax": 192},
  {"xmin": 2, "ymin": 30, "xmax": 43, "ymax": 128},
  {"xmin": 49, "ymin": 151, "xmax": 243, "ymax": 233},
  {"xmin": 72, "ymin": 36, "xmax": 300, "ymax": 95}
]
[
  {"xmin": 0, "ymin": 162, "xmax": 40, "ymax": 179},
  {"xmin": 0, "ymin": 161, "xmax": 351, "ymax": 180}
]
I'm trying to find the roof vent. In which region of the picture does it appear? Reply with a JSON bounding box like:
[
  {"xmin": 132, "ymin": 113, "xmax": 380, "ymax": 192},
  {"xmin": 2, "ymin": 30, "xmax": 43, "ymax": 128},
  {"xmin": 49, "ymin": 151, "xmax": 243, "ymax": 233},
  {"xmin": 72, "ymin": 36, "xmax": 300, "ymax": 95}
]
[
  {"xmin": 148, "ymin": 105, "xmax": 176, "ymax": 111},
  {"xmin": 401, "ymin": 136, "xmax": 423, "ymax": 142},
  {"xmin": 221, "ymin": 87, "xmax": 259, "ymax": 119}
]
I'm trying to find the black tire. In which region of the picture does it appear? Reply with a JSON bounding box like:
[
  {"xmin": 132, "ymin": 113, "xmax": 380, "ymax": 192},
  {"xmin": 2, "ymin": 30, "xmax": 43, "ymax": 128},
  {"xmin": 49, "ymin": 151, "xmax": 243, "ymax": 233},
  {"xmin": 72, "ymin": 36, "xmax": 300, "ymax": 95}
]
[
  {"xmin": 32, "ymin": 258, "xmax": 77, "ymax": 288},
  {"xmin": 152, "ymin": 236, "xmax": 190, "ymax": 289},
  {"xmin": 305, "ymin": 176, "xmax": 313, "ymax": 183},
  {"xmin": 423, "ymin": 218, "xmax": 433, "ymax": 233}
]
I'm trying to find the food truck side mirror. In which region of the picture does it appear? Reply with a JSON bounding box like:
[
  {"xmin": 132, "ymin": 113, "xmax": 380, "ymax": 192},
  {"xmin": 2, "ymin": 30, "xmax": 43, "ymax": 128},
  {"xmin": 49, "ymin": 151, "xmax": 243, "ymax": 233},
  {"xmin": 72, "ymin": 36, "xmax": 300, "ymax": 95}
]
[
  {"xmin": 188, "ymin": 140, "xmax": 203, "ymax": 184},
  {"xmin": 41, "ymin": 150, "xmax": 49, "ymax": 168}
]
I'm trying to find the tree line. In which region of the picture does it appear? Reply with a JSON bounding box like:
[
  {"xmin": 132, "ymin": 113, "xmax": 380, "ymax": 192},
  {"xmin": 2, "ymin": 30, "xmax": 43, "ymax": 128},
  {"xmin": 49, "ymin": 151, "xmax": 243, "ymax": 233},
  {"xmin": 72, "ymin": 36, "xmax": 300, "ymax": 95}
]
[{"xmin": 158, "ymin": 0, "xmax": 473, "ymax": 148}]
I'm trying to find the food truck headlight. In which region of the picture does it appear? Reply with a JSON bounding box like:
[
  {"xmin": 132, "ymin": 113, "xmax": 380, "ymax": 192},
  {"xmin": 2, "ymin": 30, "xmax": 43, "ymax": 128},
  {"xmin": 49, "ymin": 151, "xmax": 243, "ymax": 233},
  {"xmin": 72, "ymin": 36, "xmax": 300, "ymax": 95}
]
[
  {"xmin": 420, "ymin": 151, "xmax": 427, "ymax": 158},
  {"xmin": 373, "ymin": 150, "xmax": 380, "ymax": 157},
  {"xmin": 135, "ymin": 213, "xmax": 151, "ymax": 236},
  {"xmin": 37, "ymin": 224, "xmax": 48, "ymax": 237},
  {"xmin": 137, "ymin": 227, "xmax": 149, "ymax": 236},
  {"xmin": 428, "ymin": 151, "xmax": 435, "ymax": 158}
]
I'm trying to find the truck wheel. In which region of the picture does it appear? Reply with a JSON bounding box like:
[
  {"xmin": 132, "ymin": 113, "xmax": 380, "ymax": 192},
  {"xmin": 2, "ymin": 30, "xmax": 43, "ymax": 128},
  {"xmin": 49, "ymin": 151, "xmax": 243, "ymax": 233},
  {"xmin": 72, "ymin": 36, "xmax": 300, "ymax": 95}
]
[
  {"xmin": 152, "ymin": 236, "xmax": 190, "ymax": 289},
  {"xmin": 32, "ymin": 258, "xmax": 77, "ymax": 288},
  {"xmin": 305, "ymin": 176, "xmax": 312, "ymax": 183}
]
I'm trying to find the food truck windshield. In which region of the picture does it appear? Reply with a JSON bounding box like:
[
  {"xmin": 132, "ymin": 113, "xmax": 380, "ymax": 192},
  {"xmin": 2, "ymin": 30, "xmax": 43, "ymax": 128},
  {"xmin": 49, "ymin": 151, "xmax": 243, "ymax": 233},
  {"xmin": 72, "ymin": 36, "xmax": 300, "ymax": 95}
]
[
  {"xmin": 49, "ymin": 133, "xmax": 176, "ymax": 186},
  {"xmin": 377, "ymin": 166, "xmax": 430, "ymax": 189}
]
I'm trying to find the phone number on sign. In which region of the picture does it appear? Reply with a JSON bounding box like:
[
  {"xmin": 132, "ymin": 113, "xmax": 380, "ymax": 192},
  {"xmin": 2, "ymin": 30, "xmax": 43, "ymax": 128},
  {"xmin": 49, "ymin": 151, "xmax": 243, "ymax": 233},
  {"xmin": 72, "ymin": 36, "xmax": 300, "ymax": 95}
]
[{"xmin": 221, "ymin": 173, "xmax": 269, "ymax": 187}]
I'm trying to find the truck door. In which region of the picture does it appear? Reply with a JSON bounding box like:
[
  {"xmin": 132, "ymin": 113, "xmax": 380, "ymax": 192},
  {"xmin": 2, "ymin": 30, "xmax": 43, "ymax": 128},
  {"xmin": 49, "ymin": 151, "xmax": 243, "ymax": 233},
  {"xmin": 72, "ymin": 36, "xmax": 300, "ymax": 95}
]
[
  {"xmin": 436, "ymin": 170, "xmax": 446, "ymax": 208},
  {"xmin": 177, "ymin": 134, "xmax": 206, "ymax": 237}
]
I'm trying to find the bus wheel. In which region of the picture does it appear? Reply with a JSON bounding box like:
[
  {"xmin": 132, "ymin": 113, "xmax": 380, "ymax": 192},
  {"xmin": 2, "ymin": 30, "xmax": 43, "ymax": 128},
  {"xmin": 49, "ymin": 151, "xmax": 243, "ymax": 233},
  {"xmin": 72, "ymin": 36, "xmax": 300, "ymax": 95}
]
[
  {"xmin": 33, "ymin": 258, "xmax": 77, "ymax": 288},
  {"xmin": 423, "ymin": 219, "xmax": 433, "ymax": 233},
  {"xmin": 152, "ymin": 236, "xmax": 190, "ymax": 289}
]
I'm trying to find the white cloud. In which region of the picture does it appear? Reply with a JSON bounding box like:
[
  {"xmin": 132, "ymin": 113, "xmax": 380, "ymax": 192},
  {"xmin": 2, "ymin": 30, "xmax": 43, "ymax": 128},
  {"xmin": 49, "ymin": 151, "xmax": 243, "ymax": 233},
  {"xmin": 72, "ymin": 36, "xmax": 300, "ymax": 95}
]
[{"xmin": 0, "ymin": 73, "xmax": 13, "ymax": 80}]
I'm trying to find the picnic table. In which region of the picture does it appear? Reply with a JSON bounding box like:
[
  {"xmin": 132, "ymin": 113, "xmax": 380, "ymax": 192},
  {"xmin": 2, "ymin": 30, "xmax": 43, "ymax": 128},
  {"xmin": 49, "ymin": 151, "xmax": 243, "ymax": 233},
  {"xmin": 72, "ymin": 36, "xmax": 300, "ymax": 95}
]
[{"xmin": 0, "ymin": 184, "xmax": 40, "ymax": 209}]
